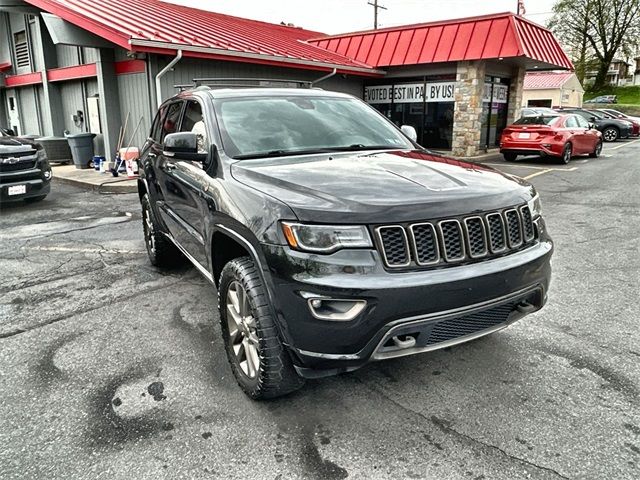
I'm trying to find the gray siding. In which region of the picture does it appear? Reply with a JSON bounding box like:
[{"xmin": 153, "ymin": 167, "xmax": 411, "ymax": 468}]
[
  {"xmin": 0, "ymin": 90, "xmax": 7, "ymax": 130},
  {"xmin": 18, "ymin": 86, "xmax": 41, "ymax": 135},
  {"xmin": 9, "ymin": 13, "xmax": 30, "ymax": 74},
  {"xmin": 0, "ymin": 13, "xmax": 10, "ymax": 66},
  {"xmin": 154, "ymin": 56, "xmax": 365, "ymax": 104},
  {"xmin": 56, "ymin": 45, "xmax": 81, "ymax": 68},
  {"xmin": 28, "ymin": 16, "xmax": 43, "ymax": 71},
  {"xmin": 83, "ymin": 48, "xmax": 99, "ymax": 64},
  {"xmin": 59, "ymin": 81, "xmax": 85, "ymax": 133},
  {"xmin": 117, "ymin": 72, "xmax": 152, "ymax": 149}
]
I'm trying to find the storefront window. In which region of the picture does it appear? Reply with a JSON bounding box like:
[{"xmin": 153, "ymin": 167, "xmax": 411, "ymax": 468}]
[
  {"xmin": 480, "ymin": 77, "xmax": 510, "ymax": 148},
  {"xmin": 364, "ymin": 76, "xmax": 455, "ymax": 149}
]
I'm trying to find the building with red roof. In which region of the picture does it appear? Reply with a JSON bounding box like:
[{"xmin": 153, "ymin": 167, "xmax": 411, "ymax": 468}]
[
  {"xmin": 523, "ymin": 71, "xmax": 584, "ymax": 109},
  {"xmin": 0, "ymin": 1, "xmax": 573, "ymax": 157}
]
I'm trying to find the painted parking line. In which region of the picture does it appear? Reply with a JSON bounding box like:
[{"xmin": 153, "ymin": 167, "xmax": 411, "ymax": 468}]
[
  {"xmin": 604, "ymin": 138, "xmax": 640, "ymax": 151},
  {"xmin": 483, "ymin": 162, "xmax": 574, "ymax": 170}
]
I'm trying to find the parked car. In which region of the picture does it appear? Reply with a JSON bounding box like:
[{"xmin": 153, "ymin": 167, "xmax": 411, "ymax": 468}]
[
  {"xmin": 500, "ymin": 114, "xmax": 602, "ymax": 163},
  {"xmin": 0, "ymin": 129, "xmax": 52, "ymax": 203},
  {"xmin": 557, "ymin": 108, "xmax": 632, "ymax": 142},
  {"xmin": 520, "ymin": 107, "xmax": 559, "ymax": 117},
  {"xmin": 138, "ymin": 83, "xmax": 553, "ymax": 399},
  {"xmin": 597, "ymin": 109, "xmax": 640, "ymax": 136},
  {"xmin": 584, "ymin": 95, "xmax": 617, "ymax": 104}
]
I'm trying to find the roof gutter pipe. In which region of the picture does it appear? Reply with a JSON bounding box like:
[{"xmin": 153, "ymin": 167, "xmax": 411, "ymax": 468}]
[
  {"xmin": 311, "ymin": 68, "xmax": 337, "ymax": 86},
  {"xmin": 156, "ymin": 49, "xmax": 183, "ymax": 106}
]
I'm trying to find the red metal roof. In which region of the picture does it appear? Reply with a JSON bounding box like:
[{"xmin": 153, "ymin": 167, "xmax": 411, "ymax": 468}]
[
  {"xmin": 524, "ymin": 71, "xmax": 575, "ymax": 89},
  {"xmin": 308, "ymin": 13, "xmax": 573, "ymax": 70},
  {"xmin": 23, "ymin": 0, "xmax": 381, "ymax": 75}
]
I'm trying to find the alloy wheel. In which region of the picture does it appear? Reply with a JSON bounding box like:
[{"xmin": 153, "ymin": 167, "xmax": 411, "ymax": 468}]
[
  {"xmin": 226, "ymin": 281, "xmax": 260, "ymax": 379},
  {"xmin": 143, "ymin": 207, "xmax": 156, "ymax": 254},
  {"xmin": 603, "ymin": 128, "xmax": 618, "ymax": 142}
]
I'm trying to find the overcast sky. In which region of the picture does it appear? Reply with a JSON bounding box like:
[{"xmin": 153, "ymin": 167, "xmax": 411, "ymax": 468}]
[{"xmin": 167, "ymin": 0, "xmax": 557, "ymax": 34}]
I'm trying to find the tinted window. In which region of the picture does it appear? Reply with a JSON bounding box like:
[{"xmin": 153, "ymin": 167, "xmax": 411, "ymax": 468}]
[
  {"xmin": 572, "ymin": 111, "xmax": 591, "ymax": 121},
  {"xmin": 575, "ymin": 115, "xmax": 589, "ymax": 128},
  {"xmin": 181, "ymin": 100, "xmax": 207, "ymax": 153},
  {"xmin": 565, "ymin": 116, "xmax": 578, "ymax": 128},
  {"xmin": 161, "ymin": 102, "xmax": 184, "ymax": 141},
  {"xmin": 586, "ymin": 110, "xmax": 606, "ymax": 119},
  {"xmin": 214, "ymin": 95, "xmax": 414, "ymax": 159},
  {"xmin": 513, "ymin": 116, "xmax": 560, "ymax": 126},
  {"xmin": 150, "ymin": 106, "xmax": 166, "ymax": 142}
]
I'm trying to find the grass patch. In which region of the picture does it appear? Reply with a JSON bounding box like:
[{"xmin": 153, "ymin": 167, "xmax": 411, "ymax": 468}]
[{"xmin": 585, "ymin": 85, "xmax": 640, "ymax": 105}]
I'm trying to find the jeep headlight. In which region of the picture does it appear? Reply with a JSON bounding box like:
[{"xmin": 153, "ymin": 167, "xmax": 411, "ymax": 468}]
[
  {"xmin": 281, "ymin": 222, "xmax": 372, "ymax": 253},
  {"xmin": 528, "ymin": 193, "xmax": 542, "ymax": 218}
]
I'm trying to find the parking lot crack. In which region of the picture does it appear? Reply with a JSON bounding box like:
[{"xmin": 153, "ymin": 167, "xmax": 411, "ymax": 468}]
[{"xmin": 358, "ymin": 379, "xmax": 569, "ymax": 479}]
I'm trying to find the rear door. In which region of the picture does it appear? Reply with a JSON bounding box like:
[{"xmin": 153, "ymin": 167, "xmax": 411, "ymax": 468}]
[
  {"xmin": 563, "ymin": 115, "xmax": 584, "ymax": 153},
  {"xmin": 574, "ymin": 114, "xmax": 597, "ymax": 151}
]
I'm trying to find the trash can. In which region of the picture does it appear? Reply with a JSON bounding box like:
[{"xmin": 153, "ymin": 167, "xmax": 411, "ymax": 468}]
[{"xmin": 66, "ymin": 133, "xmax": 96, "ymax": 169}]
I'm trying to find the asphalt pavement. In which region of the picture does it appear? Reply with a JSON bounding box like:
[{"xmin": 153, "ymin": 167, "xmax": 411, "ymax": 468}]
[{"xmin": 1, "ymin": 139, "xmax": 639, "ymax": 479}]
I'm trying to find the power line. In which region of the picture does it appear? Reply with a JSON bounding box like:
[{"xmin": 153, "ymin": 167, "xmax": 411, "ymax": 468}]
[{"xmin": 368, "ymin": 0, "xmax": 387, "ymax": 29}]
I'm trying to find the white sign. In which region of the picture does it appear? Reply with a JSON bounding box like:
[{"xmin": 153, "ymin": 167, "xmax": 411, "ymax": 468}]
[
  {"xmin": 364, "ymin": 82, "xmax": 456, "ymax": 104},
  {"xmin": 483, "ymin": 83, "xmax": 509, "ymax": 104}
]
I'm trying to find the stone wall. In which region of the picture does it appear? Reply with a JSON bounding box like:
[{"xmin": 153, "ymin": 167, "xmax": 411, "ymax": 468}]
[
  {"xmin": 507, "ymin": 66, "xmax": 526, "ymax": 125},
  {"xmin": 452, "ymin": 61, "xmax": 486, "ymax": 157}
]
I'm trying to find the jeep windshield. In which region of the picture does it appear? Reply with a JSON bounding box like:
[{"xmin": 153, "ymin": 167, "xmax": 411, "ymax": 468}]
[{"xmin": 214, "ymin": 95, "xmax": 415, "ymax": 159}]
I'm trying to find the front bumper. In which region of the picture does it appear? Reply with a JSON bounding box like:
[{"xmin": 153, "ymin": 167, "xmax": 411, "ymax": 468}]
[
  {"xmin": 262, "ymin": 223, "xmax": 553, "ymax": 377},
  {"xmin": 0, "ymin": 172, "xmax": 51, "ymax": 202}
]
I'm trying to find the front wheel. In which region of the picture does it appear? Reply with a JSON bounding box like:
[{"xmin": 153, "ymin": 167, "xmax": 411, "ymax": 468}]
[
  {"xmin": 219, "ymin": 257, "xmax": 304, "ymax": 399},
  {"xmin": 589, "ymin": 140, "xmax": 603, "ymax": 158},
  {"xmin": 602, "ymin": 127, "xmax": 619, "ymax": 142}
]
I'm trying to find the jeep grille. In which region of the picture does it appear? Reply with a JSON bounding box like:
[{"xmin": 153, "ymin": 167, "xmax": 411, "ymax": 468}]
[{"xmin": 374, "ymin": 205, "xmax": 536, "ymax": 269}]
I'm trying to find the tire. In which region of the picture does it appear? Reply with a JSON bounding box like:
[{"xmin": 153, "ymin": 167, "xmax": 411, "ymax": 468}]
[
  {"xmin": 219, "ymin": 257, "xmax": 304, "ymax": 399},
  {"xmin": 602, "ymin": 127, "xmax": 619, "ymax": 142},
  {"xmin": 589, "ymin": 140, "xmax": 603, "ymax": 158},
  {"xmin": 141, "ymin": 193, "xmax": 183, "ymax": 268},
  {"xmin": 24, "ymin": 195, "xmax": 47, "ymax": 203},
  {"xmin": 559, "ymin": 143, "xmax": 572, "ymax": 164},
  {"xmin": 503, "ymin": 152, "xmax": 517, "ymax": 162}
]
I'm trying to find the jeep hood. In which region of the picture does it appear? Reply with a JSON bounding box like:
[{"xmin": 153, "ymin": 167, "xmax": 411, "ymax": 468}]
[{"xmin": 231, "ymin": 150, "xmax": 535, "ymax": 223}]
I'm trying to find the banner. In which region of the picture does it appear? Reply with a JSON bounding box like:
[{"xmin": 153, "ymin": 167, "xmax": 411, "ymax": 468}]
[{"xmin": 364, "ymin": 82, "xmax": 456, "ymax": 104}]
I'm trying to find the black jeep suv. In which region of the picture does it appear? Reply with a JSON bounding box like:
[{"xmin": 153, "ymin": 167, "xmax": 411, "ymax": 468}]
[
  {"xmin": 138, "ymin": 85, "xmax": 552, "ymax": 399},
  {"xmin": 0, "ymin": 129, "xmax": 52, "ymax": 204}
]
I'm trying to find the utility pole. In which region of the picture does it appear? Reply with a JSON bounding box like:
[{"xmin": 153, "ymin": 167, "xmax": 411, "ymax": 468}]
[
  {"xmin": 368, "ymin": 0, "xmax": 387, "ymax": 30},
  {"xmin": 517, "ymin": 0, "xmax": 526, "ymax": 15}
]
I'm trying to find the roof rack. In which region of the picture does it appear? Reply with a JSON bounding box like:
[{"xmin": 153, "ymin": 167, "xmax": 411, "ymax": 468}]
[{"xmin": 174, "ymin": 78, "xmax": 314, "ymax": 91}]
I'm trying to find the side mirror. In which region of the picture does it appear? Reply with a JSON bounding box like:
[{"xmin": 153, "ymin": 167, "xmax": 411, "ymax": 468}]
[
  {"xmin": 163, "ymin": 132, "xmax": 207, "ymax": 162},
  {"xmin": 400, "ymin": 125, "xmax": 418, "ymax": 142},
  {"xmin": 589, "ymin": 116, "xmax": 596, "ymax": 122},
  {"xmin": 588, "ymin": 123, "xmax": 595, "ymax": 130}
]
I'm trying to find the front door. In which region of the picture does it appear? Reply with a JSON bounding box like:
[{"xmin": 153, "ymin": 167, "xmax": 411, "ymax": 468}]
[
  {"xmin": 154, "ymin": 100, "xmax": 209, "ymax": 269},
  {"xmin": 6, "ymin": 89, "xmax": 21, "ymax": 136}
]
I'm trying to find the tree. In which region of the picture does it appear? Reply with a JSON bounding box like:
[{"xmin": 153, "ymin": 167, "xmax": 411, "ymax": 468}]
[{"xmin": 547, "ymin": 0, "xmax": 640, "ymax": 90}]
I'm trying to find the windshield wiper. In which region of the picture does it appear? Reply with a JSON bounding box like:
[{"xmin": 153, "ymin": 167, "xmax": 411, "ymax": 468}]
[
  {"xmin": 234, "ymin": 148, "xmax": 336, "ymax": 160},
  {"xmin": 324, "ymin": 144, "xmax": 403, "ymax": 152}
]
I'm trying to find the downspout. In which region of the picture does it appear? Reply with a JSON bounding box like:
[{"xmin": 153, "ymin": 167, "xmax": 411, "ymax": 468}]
[
  {"xmin": 311, "ymin": 68, "xmax": 337, "ymax": 87},
  {"xmin": 155, "ymin": 50, "xmax": 182, "ymax": 107}
]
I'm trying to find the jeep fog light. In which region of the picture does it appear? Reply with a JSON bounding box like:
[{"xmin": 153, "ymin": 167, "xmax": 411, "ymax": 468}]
[
  {"xmin": 43, "ymin": 170, "xmax": 52, "ymax": 179},
  {"xmin": 307, "ymin": 298, "xmax": 367, "ymax": 321}
]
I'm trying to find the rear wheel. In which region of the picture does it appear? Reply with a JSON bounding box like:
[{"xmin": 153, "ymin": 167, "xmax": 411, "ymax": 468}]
[
  {"xmin": 219, "ymin": 257, "xmax": 304, "ymax": 399},
  {"xmin": 559, "ymin": 143, "xmax": 572, "ymax": 164},
  {"xmin": 503, "ymin": 152, "xmax": 517, "ymax": 162},
  {"xmin": 602, "ymin": 127, "xmax": 619, "ymax": 142},
  {"xmin": 589, "ymin": 140, "xmax": 603, "ymax": 158},
  {"xmin": 141, "ymin": 193, "xmax": 183, "ymax": 268}
]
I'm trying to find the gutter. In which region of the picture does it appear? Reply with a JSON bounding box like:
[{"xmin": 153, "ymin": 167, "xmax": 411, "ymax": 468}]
[
  {"xmin": 132, "ymin": 39, "xmax": 384, "ymax": 76},
  {"xmin": 155, "ymin": 49, "xmax": 182, "ymax": 107}
]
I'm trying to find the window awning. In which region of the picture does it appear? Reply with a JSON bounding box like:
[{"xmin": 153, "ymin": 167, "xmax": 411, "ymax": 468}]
[{"xmin": 308, "ymin": 13, "xmax": 573, "ymax": 71}]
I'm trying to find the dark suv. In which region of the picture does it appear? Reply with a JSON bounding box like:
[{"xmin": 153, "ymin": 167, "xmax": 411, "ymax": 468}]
[
  {"xmin": 138, "ymin": 84, "xmax": 553, "ymax": 399},
  {"xmin": 0, "ymin": 129, "xmax": 52, "ymax": 204}
]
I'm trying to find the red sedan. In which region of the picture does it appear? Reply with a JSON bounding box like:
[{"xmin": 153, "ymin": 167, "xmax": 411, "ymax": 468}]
[{"xmin": 500, "ymin": 114, "xmax": 603, "ymax": 164}]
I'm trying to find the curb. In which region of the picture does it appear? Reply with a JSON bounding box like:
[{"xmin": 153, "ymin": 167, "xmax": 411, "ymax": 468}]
[{"xmin": 53, "ymin": 175, "xmax": 138, "ymax": 194}]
